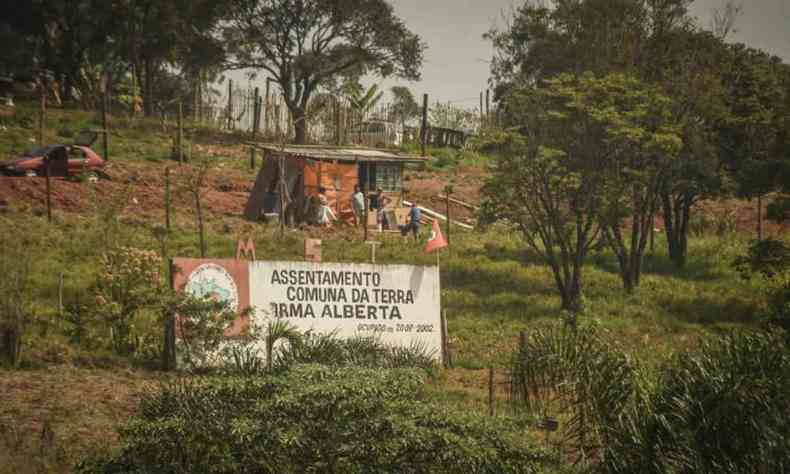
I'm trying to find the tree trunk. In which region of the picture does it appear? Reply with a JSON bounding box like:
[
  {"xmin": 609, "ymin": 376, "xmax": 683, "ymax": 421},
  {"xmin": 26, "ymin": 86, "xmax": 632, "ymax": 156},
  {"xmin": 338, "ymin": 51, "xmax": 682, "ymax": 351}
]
[
  {"xmin": 560, "ymin": 278, "xmax": 583, "ymax": 314},
  {"xmin": 757, "ymin": 194, "xmax": 763, "ymax": 240},
  {"xmin": 662, "ymin": 191, "xmax": 691, "ymax": 269},
  {"xmin": 293, "ymin": 108, "xmax": 307, "ymax": 144},
  {"xmin": 1, "ymin": 327, "xmax": 20, "ymax": 367}
]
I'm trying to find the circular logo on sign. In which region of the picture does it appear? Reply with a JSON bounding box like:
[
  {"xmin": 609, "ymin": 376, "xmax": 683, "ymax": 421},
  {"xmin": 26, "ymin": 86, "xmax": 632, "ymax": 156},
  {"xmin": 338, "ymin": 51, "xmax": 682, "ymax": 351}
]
[{"xmin": 185, "ymin": 263, "xmax": 239, "ymax": 312}]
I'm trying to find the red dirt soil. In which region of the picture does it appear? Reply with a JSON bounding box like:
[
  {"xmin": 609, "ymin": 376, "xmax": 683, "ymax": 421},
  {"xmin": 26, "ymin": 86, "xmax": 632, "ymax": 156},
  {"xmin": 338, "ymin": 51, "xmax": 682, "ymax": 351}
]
[{"xmin": 0, "ymin": 161, "xmax": 254, "ymax": 219}]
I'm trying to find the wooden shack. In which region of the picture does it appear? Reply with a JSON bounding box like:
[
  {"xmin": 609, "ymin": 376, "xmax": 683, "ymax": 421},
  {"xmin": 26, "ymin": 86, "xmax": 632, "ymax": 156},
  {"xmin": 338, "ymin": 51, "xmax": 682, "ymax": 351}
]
[{"xmin": 244, "ymin": 146, "xmax": 428, "ymax": 226}]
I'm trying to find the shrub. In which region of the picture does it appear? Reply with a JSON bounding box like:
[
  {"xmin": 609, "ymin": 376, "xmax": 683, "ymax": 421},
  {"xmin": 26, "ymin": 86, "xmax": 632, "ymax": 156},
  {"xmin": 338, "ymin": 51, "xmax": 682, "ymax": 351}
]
[
  {"xmin": 509, "ymin": 322, "xmax": 640, "ymax": 465},
  {"xmin": 94, "ymin": 247, "xmax": 163, "ymax": 355},
  {"xmin": 78, "ymin": 365, "xmax": 549, "ymax": 473},
  {"xmin": 733, "ymin": 239, "xmax": 790, "ymax": 338},
  {"xmin": 602, "ymin": 331, "xmax": 790, "ymax": 473}
]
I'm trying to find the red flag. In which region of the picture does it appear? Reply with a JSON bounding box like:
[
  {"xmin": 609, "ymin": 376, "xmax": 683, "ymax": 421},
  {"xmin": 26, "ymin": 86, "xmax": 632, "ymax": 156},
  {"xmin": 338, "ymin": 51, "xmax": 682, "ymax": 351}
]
[{"xmin": 424, "ymin": 219, "xmax": 448, "ymax": 253}]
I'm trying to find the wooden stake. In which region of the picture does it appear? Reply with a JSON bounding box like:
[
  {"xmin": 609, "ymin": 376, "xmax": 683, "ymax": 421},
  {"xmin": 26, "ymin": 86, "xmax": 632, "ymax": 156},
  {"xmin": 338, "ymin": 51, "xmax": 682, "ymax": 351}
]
[
  {"xmin": 279, "ymin": 154, "xmax": 286, "ymax": 238},
  {"xmin": 164, "ymin": 167, "xmax": 171, "ymax": 231},
  {"xmin": 488, "ymin": 367, "xmax": 495, "ymax": 417},
  {"xmin": 58, "ymin": 272, "xmax": 64, "ymax": 317},
  {"xmin": 45, "ymin": 159, "xmax": 52, "ymax": 223},
  {"xmin": 101, "ymin": 82, "xmax": 109, "ymax": 162},
  {"xmin": 420, "ymin": 93, "xmax": 428, "ymax": 156},
  {"xmin": 251, "ymin": 87, "xmax": 260, "ymax": 170},
  {"xmin": 177, "ymin": 102, "xmax": 184, "ymax": 164},
  {"xmin": 163, "ymin": 258, "xmax": 177, "ymax": 371},
  {"xmin": 480, "ymin": 91, "xmax": 484, "ymax": 124},
  {"xmin": 445, "ymin": 187, "xmax": 451, "ymax": 248},
  {"xmin": 227, "ymin": 79, "xmax": 233, "ymax": 130},
  {"xmin": 38, "ymin": 80, "xmax": 46, "ymax": 146},
  {"xmin": 365, "ymin": 241, "xmax": 381, "ymax": 263},
  {"xmin": 264, "ymin": 80, "xmax": 271, "ymax": 136},
  {"xmin": 441, "ymin": 309, "xmax": 451, "ymax": 368},
  {"xmin": 757, "ymin": 194, "xmax": 763, "ymax": 240},
  {"xmin": 485, "ymin": 89, "xmax": 490, "ymax": 123},
  {"xmin": 197, "ymin": 194, "xmax": 206, "ymax": 258}
]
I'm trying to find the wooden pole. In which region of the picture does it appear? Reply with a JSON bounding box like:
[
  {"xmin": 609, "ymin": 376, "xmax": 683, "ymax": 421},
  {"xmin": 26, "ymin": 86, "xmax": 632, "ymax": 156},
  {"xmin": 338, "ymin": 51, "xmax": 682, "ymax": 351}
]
[
  {"xmin": 757, "ymin": 194, "xmax": 763, "ymax": 240},
  {"xmin": 264, "ymin": 80, "xmax": 271, "ymax": 136},
  {"xmin": 177, "ymin": 102, "xmax": 184, "ymax": 164},
  {"xmin": 251, "ymin": 87, "xmax": 260, "ymax": 170},
  {"xmin": 335, "ymin": 97, "xmax": 341, "ymax": 146},
  {"xmin": 197, "ymin": 185, "xmax": 206, "ymax": 258},
  {"xmin": 163, "ymin": 258, "xmax": 177, "ymax": 371},
  {"xmin": 165, "ymin": 167, "xmax": 171, "ymax": 231},
  {"xmin": 420, "ymin": 93, "xmax": 428, "ymax": 156},
  {"xmin": 441, "ymin": 309, "xmax": 451, "ymax": 368},
  {"xmin": 227, "ymin": 79, "xmax": 233, "ymax": 130},
  {"xmin": 480, "ymin": 92, "xmax": 484, "ymax": 124},
  {"xmin": 45, "ymin": 159, "xmax": 52, "ymax": 223},
  {"xmin": 279, "ymin": 158, "xmax": 288, "ymax": 234},
  {"xmin": 101, "ymin": 80, "xmax": 109, "ymax": 162},
  {"xmin": 38, "ymin": 79, "xmax": 46, "ymax": 146},
  {"xmin": 58, "ymin": 272, "xmax": 64, "ymax": 317},
  {"xmin": 445, "ymin": 187, "xmax": 451, "ymax": 248},
  {"xmin": 488, "ymin": 366, "xmax": 495, "ymax": 417},
  {"xmin": 485, "ymin": 89, "xmax": 490, "ymax": 124}
]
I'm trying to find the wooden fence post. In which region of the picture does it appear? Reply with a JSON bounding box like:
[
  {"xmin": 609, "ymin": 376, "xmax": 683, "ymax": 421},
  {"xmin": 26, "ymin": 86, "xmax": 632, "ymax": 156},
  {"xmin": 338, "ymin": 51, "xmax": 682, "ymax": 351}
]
[
  {"xmin": 264, "ymin": 80, "xmax": 271, "ymax": 137},
  {"xmin": 441, "ymin": 309, "xmax": 452, "ymax": 368},
  {"xmin": 39, "ymin": 79, "xmax": 46, "ymax": 146},
  {"xmin": 251, "ymin": 87, "xmax": 260, "ymax": 170},
  {"xmin": 102, "ymin": 82, "xmax": 109, "ymax": 162},
  {"xmin": 58, "ymin": 272, "xmax": 64, "ymax": 317},
  {"xmin": 163, "ymin": 258, "xmax": 177, "ymax": 371},
  {"xmin": 227, "ymin": 79, "xmax": 233, "ymax": 130},
  {"xmin": 444, "ymin": 186, "xmax": 451, "ymax": 248},
  {"xmin": 480, "ymin": 91, "xmax": 484, "ymax": 124},
  {"xmin": 420, "ymin": 93, "xmax": 428, "ymax": 156},
  {"xmin": 165, "ymin": 167, "xmax": 171, "ymax": 231},
  {"xmin": 45, "ymin": 159, "xmax": 52, "ymax": 223},
  {"xmin": 178, "ymin": 102, "xmax": 185, "ymax": 163},
  {"xmin": 485, "ymin": 89, "xmax": 490, "ymax": 125},
  {"xmin": 488, "ymin": 367, "xmax": 495, "ymax": 417}
]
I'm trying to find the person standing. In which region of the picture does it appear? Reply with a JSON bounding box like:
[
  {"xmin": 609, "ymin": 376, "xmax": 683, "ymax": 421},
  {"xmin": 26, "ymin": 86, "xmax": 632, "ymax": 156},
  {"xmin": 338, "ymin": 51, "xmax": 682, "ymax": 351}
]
[
  {"xmin": 371, "ymin": 188, "xmax": 391, "ymax": 230},
  {"xmin": 351, "ymin": 185, "xmax": 366, "ymax": 227},
  {"xmin": 315, "ymin": 187, "xmax": 336, "ymax": 227},
  {"xmin": 401, "ymin": 202, "xmax": 421, "ymax": 240}
]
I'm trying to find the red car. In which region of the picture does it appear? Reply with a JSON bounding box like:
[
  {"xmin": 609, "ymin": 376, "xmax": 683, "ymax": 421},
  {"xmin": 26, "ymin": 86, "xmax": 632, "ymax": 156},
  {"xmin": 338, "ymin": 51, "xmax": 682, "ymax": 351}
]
[{"xmin": 1, "ymin": 130, "xmax": 105, "ymax": 179}]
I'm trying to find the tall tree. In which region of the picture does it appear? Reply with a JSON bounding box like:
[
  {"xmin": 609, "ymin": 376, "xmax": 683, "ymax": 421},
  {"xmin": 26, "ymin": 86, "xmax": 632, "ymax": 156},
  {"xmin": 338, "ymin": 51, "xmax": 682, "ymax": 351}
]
[
  {"xmin": 483, "ymin": 73, "xmax": 679, "ymax": 310},
  {"xmin": 720, "ymin": 45, "xmax": 790, "ymax": 239},
  {"xmin": 225, "ymin": 0, "xmax": 424, "ymax": 144}
]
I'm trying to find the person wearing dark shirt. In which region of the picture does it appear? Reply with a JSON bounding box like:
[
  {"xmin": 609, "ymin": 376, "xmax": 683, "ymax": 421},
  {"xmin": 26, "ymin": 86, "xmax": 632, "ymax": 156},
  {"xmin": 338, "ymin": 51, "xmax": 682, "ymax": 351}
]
[{"xmin": 400, "ymin": 202, "xmax": 421, "ymax": 240}]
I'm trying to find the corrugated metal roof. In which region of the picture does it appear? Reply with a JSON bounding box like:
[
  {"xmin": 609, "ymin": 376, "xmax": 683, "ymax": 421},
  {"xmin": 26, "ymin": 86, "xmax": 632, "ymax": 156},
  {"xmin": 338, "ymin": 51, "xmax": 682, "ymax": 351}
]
[{"xmin": 250, "ymin": 144, "xmax": 429, "ymax": 163}]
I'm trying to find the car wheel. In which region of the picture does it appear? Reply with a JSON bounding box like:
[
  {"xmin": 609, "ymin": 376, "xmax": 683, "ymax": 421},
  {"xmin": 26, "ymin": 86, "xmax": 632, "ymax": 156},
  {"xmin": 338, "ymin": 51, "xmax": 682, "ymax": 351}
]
[
  {"xmin": 24, "ymin": 170, "xmax": 37, "ymax": 177},
  {"xmin": 86, "ymin": 171, "xmax": 99, "ymax": 183}
]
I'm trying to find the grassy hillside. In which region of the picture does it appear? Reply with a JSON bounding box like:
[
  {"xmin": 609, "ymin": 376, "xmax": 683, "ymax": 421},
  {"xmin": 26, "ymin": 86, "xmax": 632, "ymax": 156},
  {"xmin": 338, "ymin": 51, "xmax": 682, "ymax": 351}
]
[{"xmin": 0, "ymin": 102, "xmax": 776, "ymax": 471}]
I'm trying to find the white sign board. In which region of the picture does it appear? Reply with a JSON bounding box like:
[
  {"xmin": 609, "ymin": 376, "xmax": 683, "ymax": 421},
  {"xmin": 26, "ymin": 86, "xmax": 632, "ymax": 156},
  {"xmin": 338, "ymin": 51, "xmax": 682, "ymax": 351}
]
[
  {"xmin": 250, "ymin": 261, "xmax": 442, "ymax": 357},
  {"xmin": 173, "ymin": 258, "xmax": 443, "ymax": 360}
]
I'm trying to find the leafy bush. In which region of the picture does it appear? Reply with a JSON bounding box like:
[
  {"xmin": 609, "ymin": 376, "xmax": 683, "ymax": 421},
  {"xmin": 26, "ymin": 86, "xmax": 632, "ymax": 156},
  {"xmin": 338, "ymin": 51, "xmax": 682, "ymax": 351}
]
[
  {"xmin": 733, "ymin": 238, "xmax": 790, "ymax": 337},
  {"xmin": 78, "ymin": 365, "xmax": 549, "ymax": 473},
  {"xmin": 602, "ymin": 331, "xmax": 790, "ymax": 473},
  {"xmin": 94, "ymin": 247, "xmax": 163, "ymax": 355},
  {"xmin": 509, "ymin": 322, "xmax": 640, "ymax": 464}
]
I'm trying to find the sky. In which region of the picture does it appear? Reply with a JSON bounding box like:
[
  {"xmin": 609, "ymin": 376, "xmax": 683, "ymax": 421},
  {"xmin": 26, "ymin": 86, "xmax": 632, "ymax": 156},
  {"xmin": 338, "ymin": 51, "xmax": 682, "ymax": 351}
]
[{"xmin": 229, "ymin": 0, "xmax": 790, "ymax": 107}]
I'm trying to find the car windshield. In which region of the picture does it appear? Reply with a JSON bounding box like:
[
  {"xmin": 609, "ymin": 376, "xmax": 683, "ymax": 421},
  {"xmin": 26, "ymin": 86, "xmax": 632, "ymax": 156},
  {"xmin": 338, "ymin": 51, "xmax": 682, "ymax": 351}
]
[{"xmin": 24, "ymin": 146, "xmax": 58, "ymax": 157}]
